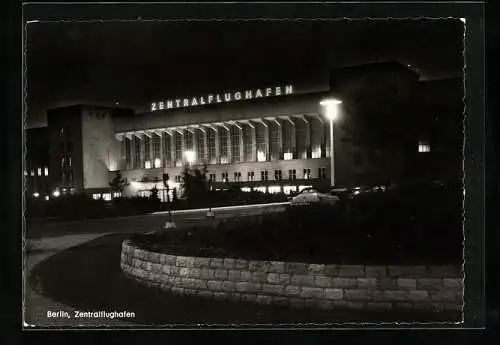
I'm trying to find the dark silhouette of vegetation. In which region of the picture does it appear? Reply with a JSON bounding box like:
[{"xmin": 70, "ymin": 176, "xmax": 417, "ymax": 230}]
[{"xmin": 108, "ymin": 170, "xmax": 129, "ymax": 193}]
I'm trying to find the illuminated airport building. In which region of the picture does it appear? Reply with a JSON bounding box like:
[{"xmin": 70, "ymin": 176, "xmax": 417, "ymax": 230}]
[{"xmin": 25, "ymin": 62, "xmax": 462, "ymax": 201}]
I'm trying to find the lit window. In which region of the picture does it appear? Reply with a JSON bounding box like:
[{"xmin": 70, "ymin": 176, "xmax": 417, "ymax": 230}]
[
  {"xmin": 418, "ymin": 141, "xmax": 431, "ymax": 153},
  {"xmin": 247, "ymin": 171, "xmax": 254, "ymax": 181},
  {"xmin": 234, "ymin": 172, "xmax": 241, "ymax": 182},
  {"xmin": 37, "ymin": 168, "xmax": 42, "ymax": 176},
  {"xmin": 220, "ymin": 157, "xmax": 229, "ymax": 164},
  {"xmin": 283, "ymin": 185, "xmax": 296, "ymax": 195},
  {"xmin": 284, "ymin": 152, "xmax": 293, "ymax": 160},
  {"xmin": 92, "ymin": 194, "xmax": 101, "ymax": 200},
  {"xmin": 45, "ymin": 196, "xmax": 50, "ymax": 201},
  {"xmin": 30, "ymin": 170, "xmax": 35, "ymax": 177},
  {"xmin": 154, "ymin": 158, "xmax": 161, "ymax": 168},
  {"xmin": 303, "ymin": 168, "xmax": 311, "ymax": 179},
  {"xmin": 68, "ymin": 157, "xmax": 72, "ymax": 167},
  {"xmin": 33, "ymin": 192, "xmax": 39, "ymax": 198},
  {"xmin": 61, "ymin": 157, "xmax": 65, "ymax": 168},
  {"xmin": 241, "ymin": 187, "xmax": 251, "ymax": 192},
  {"xmin": 312, "ymin": 147, "xmax": 322, "ymax": 159},
  {"xmin": 24, "ymin": 170, "xmax": 28, "ymax": 176},
  {"xmin": 298, "ymin": 185, "xmax": 313, "ymax": 192},
  {"xmin": 222, "ymin": 172, "xmax": 228, "ymax": 182},
  {"xmin": 257, "ymin": 150, "xmax": 266, "ymax": 162},
  {"xmin": 268, "ymin": 186, "xmax": 281, "ymax": 194},
  {"xmin": 113, "ymin": 192, "xmax": 122, "ymax": 198},
  {"xmin": 102, "ymin": 193, "xmax": 112, "ymax": 201},
  {"xmin": 145, "ymin": 160, "xmax": 151, "ymax": 169},
  {"xmin": 44, "ymin": 167, "xmax": 49, "ymax": 176},
  {"xmin": 254, "ymin": 186, "xmax": 266, "ymax": 193}
]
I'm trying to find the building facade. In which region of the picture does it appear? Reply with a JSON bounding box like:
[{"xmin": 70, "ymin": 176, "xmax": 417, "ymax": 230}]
[{"xmin": 25, "ymin": 62, "xmax": 463, "ymax": 201}]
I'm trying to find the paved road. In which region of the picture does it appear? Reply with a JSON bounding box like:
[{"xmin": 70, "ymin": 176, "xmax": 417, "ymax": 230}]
[{"xmin": 27, "ymin": 202, "xmax": 288, "ymax": 239}]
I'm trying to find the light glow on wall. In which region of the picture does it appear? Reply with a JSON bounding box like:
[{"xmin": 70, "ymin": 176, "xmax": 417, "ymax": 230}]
[
  {"xmin": 283, "ymin": 185, "xmax": 296, "ymax": 195},
  {"xmin": 144, "ymin": 160, "xmax": 151, "ymax": 169},
  {"xmin": 184, "ymin": 150, "xmax": 196, "ymax": 164},
  {"xmin": 254, "ymin": 186, "xmax": 266, "ymax": 193},
  {"xmin": 284, "ymin": 152, "xmax": 293, "ymax": 160},
  {"xmin": 268, "ymin": 185, "xmax": 281, "ymax": 194},
  {"xmin": 257, "ymin": 150, "xmax": 266, "ymax": 162},
  {"xmin": 241, "ymin": 187, "xmax": 251, "ymax": 192},
  {"xmin": 154, "ymin": 158, "xmax": 161, "ymax": 168},
  {"xmin": 33, "ymin": 192, "xmax": 39, "ymax": 198},
  {"xmin": 312, "ymin": 147, "xmax": 322, "ymax": 159}
]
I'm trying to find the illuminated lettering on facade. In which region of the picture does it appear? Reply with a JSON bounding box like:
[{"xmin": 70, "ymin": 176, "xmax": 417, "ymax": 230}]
[{"xmin": 150, "ymin": 84, "xmax": 294, "ymax": 112}]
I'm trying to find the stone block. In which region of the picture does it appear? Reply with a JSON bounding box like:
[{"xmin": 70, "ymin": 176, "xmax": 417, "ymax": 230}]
[
  {"xmin": 357, "ymin": 278, "xmax": 377, "ymax": 289},
  {"xmin": 383, "ymin": 290, "xmax": 407, "ymax": 301},
  {"xmin": 197, "ymin": 290, "xmax": 214, "ymax": 298},
  {"xmin": 324, "ymin": 288, "xmax": 343, "ymax": 300},
  {"xmin": 267, "ymin": 273, "xmax": 280, "ymax": 284},
  {"xmin": 213, "ymin": 292, "xmax": 228, "ymax": 300},
  {"xmin": 171, "ymin": 287, "xmax": 184, "ymax": 295},
  {"xmin": 406, "ymin": 290, "xmax": 429, "ymax": 302},
  {"xmin": 308, "ymin": 264, "xmax": 325, "ymax": 274},
  {"xmin": 443, "ymin": 278, "xmax": 463, "ymax": 288},
  {"xmin": 366, "ymin": 302, "xmax": 392, "ymax": 310},
  {"xmin": 365, "ymin": 266, "xmax": 387, "ymax": 278},
  {"xmin": 193, "ymin": 257, "xmax": 211, "ymax": 268},
  {"xmin": 241, "ymin": 294, "xmax": 258, "ymax": 303},
  {"xmin": 241, "ymin": 271, "xmax": 252, "ymax": 281},
  {"xmin": 269, "ymin": 261, "xmax": 285, "ymax": 273},
  {"xmin": 235, "ymin": 259, "xmax": 249, "ymax": 270},
  {"xmin": 228, "ymin": 270, "xmax": 241, "ymax": 281},
  {"xmin": 338, "ymin": 265, "xmax": 365, "ymax": 277},
  {"xmin": 388, "ymin": 265, "xmax": 427, "ymax": 278},
  {"xmin": 300, "ymin": 287, "xmax": 324, "ymax": 299},
  {"xmin": 214, "ymin": 269, "xmax": 228, "ymax": 280},
  {"xmin": 252, "ymin": 272, "xmax": 267, "ymax": 283},
  {"xmin": 161, "ymin": 265, "xmax": 172, "ymax": 275},
  {"xmin": 427, "ymin": 265, "xmax": 461, "ymax": 278},
  {"xmin": 272, "ymin": 296, "xmax": 290, "ymax": 306},
  {"xmin": 372, "ymin": 290, "xmax": 384, "ymax": 301},
  {"xmin": 332, "ymin": 278, "xmax": 357, "ymax": 288},
  {"xmin": 165, "ymin": 255, "xmax": 177, "ymax": 265},
  {"xmin": 149, "ymin": 252, "xmax": 161, "ymax": 264},
  {"xmin": 249, "ymin": 260, "xmax": 270, "ymax": 272},
  {"xmin": 223, "ymin": 258, "xmax": 236, "ymax": 269},
  {"xmin": 222, "ymin": 281, "xmax": 236, "ymax": 292},
  {"xmin": 416, "ymin": 278, "xmax": 442, "ymax": 290},
  {"xmin": 279, "ymin": 274, "xmax": 291, "ymax": 285},
  {"xmin": 210, "ymin": 258, "xmax": 224, "ymax": 268},
  {"xmin": 291, "ymin": 274, "xmax": 315, "ymax": 286},
  {"xmin": 236, "ymin": 282, "xmax": 262, "ymax": 293},
  {"xmin": 256, "ymin": 295, "xmax": 272, "ymax": 305},
  {"xmin": 284, "ymin": 285, "xmax": 301, "ymax": 296},
  {"xmin": 207, "ymin": 280, "xmax": 222, "ymax": 291},
  {"xmin": 284, "ymin": 262, "xmax": 308, "ymax": 274},
  {"xmin": 344, "ymin": 289, "xmax": 372, "ymax": 301},
  {"xmin": 263, "ymin": 284, "xmax": 285, "ymax": 295},
  {"xmin": 289, "ymin": 298, "xmax": 305, "ymax": 308},
  {"xmin": 397, "ymin": 278, "xmax": 417, "ymax": 290},
  {"xmin": 315, "ymin": 275, "xmax": 332, "ymax": 288},
  {"xmin": 377, "ymin": 278, "xmax": 396, "ymax": 290},
  {"xmin": 201, "ymin": 268, "xmax": 215, "ymax": 280},
  {"xmin": 324, "ymin": 264, "xmax": 339, "ymax": 276}
]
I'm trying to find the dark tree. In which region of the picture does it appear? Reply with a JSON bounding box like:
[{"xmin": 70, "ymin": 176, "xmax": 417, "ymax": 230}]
[
  {"xmin": 150, "ymin": 186, "xmax": 159, "ymax": 201},
  {"xmin": 172, "ymin": 187, "xmax": 178, "ymax": 203},
  {"xmin": 109, "ymin": 170, "xmax": 129, "ymax": 193},
  {"xmin": 181, "ymin": 163, "xmax": 209, "ymax": 202}
]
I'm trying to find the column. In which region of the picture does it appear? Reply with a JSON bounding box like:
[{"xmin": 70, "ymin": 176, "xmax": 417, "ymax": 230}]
[
  {"xmin": 148, "ymin": 134, "xmax": 154, "ymax": 167},
  {"xmin": 276, "ymin": 119, "xmax": 283, "ymax": 160},
  {"xmin": 202, "ymin": 127, "xmax": 208, "ymax": 163},
  {"xmin": 158, "ymin": 132, "xmax": 164, "ymax": 167},
  {"xmin": 130, "ymin": 136, "xmax": 136, "ymax": 169},
  {"xmin": 250, "ymin": 123, "xmax": 257, "ymax": 161},
  {"xmin": 302, "ymin": 115, "xmax": 311, "ymax": 159},
  {"xmin": 180, "ymin": 130, "xmax": 186, "ymax": 164},
  {"xmin": 138, "ymin": 134, "xmax": 145, "ymax": 168}
]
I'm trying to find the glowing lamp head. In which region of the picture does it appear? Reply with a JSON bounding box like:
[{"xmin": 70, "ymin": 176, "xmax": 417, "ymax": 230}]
[
  {"xmin": 52, "ymin": 190, "xmax": 60, "ymax": 197},
  {"xmin": 320, "ymin": 98, "xmax": 343, "ymax": 121},
  {"xmin": 184, "ymin": 150, "xmax": 195, "ymax": 164},
  {"xmin": 33, "ymin": 192, "xmax": 39, "ymax": 198}
]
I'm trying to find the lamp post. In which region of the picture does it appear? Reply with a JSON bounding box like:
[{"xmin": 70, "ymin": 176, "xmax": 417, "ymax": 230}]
[{"xmin": 320, "ymin": 98, "xmax": 342, "ymax": 188}]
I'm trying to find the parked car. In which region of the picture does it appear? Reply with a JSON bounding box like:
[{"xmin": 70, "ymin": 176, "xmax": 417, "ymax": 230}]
[{"xmin": 289, "ymin": 188, "xmax": 340, "ymax": 206}]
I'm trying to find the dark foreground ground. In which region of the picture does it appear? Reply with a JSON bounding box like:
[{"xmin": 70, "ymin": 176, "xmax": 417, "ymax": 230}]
[{"xmin": 27, "ymin": 234, "xmax": 461, "ymax": 327}]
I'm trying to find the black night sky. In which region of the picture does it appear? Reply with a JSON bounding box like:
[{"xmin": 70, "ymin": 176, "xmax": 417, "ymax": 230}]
[{"xmin": 26, "ymin": 19, "xmax": 464, "ymax": 128}]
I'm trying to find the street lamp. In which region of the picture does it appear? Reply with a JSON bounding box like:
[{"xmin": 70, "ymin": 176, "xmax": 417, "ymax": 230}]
[{"xmin": 320, "ymin": 98, "xmax": 343, "ymax": 187}]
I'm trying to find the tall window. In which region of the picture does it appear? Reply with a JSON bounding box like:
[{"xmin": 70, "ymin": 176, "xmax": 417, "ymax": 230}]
[
  {"xmin": 196, "ymin": 129, "xmax": 205, "ymax": 162},
  {"xmin": 125, "ymin": 138, "xmax": 132, "ymax": 167},
  {"xmin": 295, "ymin": 118, "xmax": 308, "ymax": 159},
  {"xmin": 247, "ymin": 171, "xmax": 255, "ymax": 181},
  {"xmin": 153, "ymin": 135, "xmax": 161, "ymax": 166},
  {"xmin": 269, "ymin": 121, "xmax": 281, "ymax": 161},
  {"xmin": 230, "ymin": 126, "xmax": 241, "ymax": 162},
  {"xmin": 243, "ymin": 124, "xmax": 254, "ymax": 162},
  {"xmin": 221, "ymin": 172, "xmax": 228, "ymax": 182},
  {"xmin": 234, "ymin": 172, "xmax": 241, "ymax": 182},
  {"xmin": 261, "ymin": 170, "xmax": 269, "ymax": 181},
  {"xmin": 134, "ymin": 137, "xmax": 141, "ymax": 168},
  {"xmin": 318, "ymin": 167, "xmax": 327, "ymax": 179},
  {"xmin": 209, "ymin": 173, "xmax": 216, "ymax": 182},
  {"xmin": 207, "ymin": 128, "xmax": 217, "ymax": 163},
  {"xmin": 288, "ymin": 169, "xmax": 296, "ymax": 180},
  {"xmin": 144, "ymin": 136, "xmax": 151, "ymax": 164},
  {"xmin": 274, "ymin": 170, "xmax": 282, "ymax": 181},
  {"xmin": 283, "ymin": 120, "xmax": 295, "ymax": 159},
  {"xmin": 256, "ymin": 123, "xmax": 268, "ymax": 162},
  {"xmin": 37, "ymin": 168, "xmax": 42, "ymax": 176},
  {"xmin": 185, "ymin": 130, "xmax": 194, "ymax": 152},
  {"xmin": 219, "ymin": 128, "xmax": 229, "ymax": 163},
  {"xmin": 175, "ymin": 132, "xmax": 183, "ymax": 165},
  {"xmin": 311, "ymin": 116, "xmax": 323, "ymax": 159},
  {"xmin": 44, "ymin": 167, "xmax": 49, "ymax": 176},
  {"xmin": 303, "ymin": 168, "xmax": 311, "ymax": 179},
  {"xmin": 163, "ymin": 133, "xmax": 172, "ymax": 167}
]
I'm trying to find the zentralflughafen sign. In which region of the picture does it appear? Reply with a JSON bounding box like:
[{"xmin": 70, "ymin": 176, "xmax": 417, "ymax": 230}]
[{"xmin": 150, "ymin": 85, "xmax": 294, "ymax": 112}]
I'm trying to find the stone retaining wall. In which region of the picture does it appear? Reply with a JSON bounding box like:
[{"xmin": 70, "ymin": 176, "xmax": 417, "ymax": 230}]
[{"xmin": 120, "ymin": 239, "xmax": 463, "ymax": 312}]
